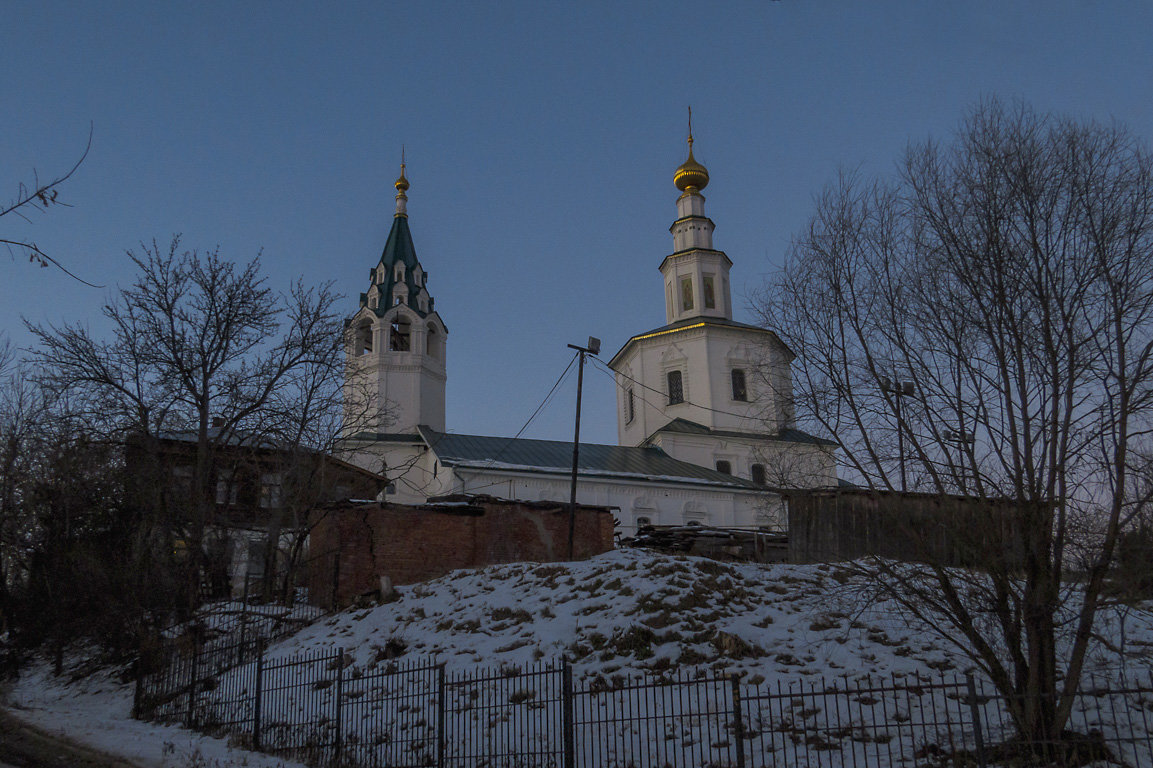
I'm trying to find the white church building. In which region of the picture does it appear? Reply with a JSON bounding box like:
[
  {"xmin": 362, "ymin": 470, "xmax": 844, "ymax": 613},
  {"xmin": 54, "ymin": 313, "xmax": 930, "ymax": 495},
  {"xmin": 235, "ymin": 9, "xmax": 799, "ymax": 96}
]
[{"xmin": 340, "ymin": 130, "xmax": 837, "ymax": 535}]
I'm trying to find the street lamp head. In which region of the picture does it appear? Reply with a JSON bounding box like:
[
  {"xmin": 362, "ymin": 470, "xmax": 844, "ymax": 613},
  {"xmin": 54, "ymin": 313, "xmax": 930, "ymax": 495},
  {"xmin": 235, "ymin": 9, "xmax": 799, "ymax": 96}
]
[{"xmin": 587, "ymin": 337, "xmax": 601, "ymax": 356}]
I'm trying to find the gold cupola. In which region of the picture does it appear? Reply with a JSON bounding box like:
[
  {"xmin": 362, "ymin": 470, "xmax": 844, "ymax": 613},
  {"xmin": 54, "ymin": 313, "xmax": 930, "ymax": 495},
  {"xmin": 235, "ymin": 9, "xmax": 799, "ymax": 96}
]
[{"xmin": 674, "ymin": 112, "xmax": 709, "ymax": 194}]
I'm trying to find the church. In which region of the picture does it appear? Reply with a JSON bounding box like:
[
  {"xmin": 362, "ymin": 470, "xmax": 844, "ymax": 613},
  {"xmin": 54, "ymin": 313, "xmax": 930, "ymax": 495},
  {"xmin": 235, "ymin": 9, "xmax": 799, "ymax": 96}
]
[{"xmin": 339, "ymin": 129, "xmax": 837, "ymax": 535}]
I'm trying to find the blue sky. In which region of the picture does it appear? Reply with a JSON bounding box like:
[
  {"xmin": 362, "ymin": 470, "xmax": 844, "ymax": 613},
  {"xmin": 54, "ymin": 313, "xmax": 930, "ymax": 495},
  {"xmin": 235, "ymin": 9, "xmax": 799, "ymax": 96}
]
[{"xmin": 4, "ymin": 2, "xmax": 1153, "ymax": 444}]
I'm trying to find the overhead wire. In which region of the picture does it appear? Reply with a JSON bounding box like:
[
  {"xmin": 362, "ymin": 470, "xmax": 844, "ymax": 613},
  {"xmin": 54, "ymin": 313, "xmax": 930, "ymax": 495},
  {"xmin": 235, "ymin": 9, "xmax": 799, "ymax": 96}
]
[{"xmin": 448, "ymin": 351, "xmax": 581, "ymax": 494}]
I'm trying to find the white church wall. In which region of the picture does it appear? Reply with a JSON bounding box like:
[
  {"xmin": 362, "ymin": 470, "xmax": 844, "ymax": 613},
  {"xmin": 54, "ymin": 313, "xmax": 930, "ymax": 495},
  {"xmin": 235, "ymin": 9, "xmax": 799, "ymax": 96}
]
[{"xmin": 453, "ymin": 468, "xmax": 777, "ymax": 538}]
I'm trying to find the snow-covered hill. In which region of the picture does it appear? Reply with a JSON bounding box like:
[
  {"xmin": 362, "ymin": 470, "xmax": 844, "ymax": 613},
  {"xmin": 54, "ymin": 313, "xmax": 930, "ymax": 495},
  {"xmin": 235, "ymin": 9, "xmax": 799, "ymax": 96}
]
[{"xmin": 273, "ymin": 549, "xmax": 1153, "ymax": 683}]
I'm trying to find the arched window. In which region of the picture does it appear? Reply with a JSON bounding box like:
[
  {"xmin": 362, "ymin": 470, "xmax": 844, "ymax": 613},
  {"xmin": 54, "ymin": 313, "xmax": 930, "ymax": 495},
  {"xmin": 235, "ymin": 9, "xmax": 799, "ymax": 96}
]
[
  {"xmin": 626, "ymin": 388, "xmax": 635, "ymax": 423},
  {"xmin": 353, "ymin": 320, "xmax": 373, "ymax": 356},
  {"xmin": 635, "ymin": 516, "xmax": 652, "ymax": 529},
  {"xmin": 667, "ymin": 370, "xmax": 684, "ymax": 405},
  {"xmin": 389, "ymin": 317, "xmax": 411, "ymax": 351},
  {"xmin": 751, "ymin": 463, "xmax": 767, "ymax": 486},
  {"xmin": 427, "ymin": 324, "xmax": 440, "ymax": 358},
  {"xmin": 731, "ymin": 369, "xmax": 748, "ymax": 401},
  {"xmin": 715, "ymin": 460, "xmax": 732, "ymax": 475}
]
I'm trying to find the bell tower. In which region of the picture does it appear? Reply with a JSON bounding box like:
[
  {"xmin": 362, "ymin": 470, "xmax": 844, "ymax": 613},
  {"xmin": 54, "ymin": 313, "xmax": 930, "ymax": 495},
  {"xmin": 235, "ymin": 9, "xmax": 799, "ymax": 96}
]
[
  {"xmin": 344, "ymin": 163, "xmax": 448, "ymax": 435},
  {"xmin": 660, "ymin": 109, "xmax": 734, "ymax": 325}
]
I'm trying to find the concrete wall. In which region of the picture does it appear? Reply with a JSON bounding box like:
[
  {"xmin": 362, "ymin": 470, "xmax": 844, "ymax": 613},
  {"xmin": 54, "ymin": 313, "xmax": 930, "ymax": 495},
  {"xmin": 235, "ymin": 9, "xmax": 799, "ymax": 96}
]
[{"xmin": 308, "ymin": 497, "xmax": 615, "ymax": 609}]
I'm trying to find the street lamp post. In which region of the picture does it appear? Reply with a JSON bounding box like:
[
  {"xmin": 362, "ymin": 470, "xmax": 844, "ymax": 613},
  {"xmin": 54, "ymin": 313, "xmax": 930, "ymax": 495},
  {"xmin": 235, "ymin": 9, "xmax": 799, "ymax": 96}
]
[
  {"xmin": 567, "ymin": 336, "xmax": 600, "ymax": 560},
  {"xmin": 943, "ymin": 427, "xmax": 976, "ymax": 492},
  {"xmin": 881, "ymin": 377, "xmax": 916, "ymax": 491}
]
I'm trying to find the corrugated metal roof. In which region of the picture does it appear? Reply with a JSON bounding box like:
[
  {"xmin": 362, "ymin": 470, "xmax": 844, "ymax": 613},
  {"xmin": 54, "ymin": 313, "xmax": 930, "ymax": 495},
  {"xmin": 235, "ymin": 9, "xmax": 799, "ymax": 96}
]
[
  {"xmin": 416, "ymin": 426, "xmax": 762, "ymax": 491},
  {"xmin": 649, "ymin": 418, "xmax": 839, "ymax": 447}
]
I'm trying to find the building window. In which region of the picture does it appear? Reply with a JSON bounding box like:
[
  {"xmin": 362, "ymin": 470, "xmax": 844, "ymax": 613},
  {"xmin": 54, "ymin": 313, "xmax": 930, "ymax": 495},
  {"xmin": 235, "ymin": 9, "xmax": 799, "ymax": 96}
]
[
  {"xmin": 667, "ymin": 370, "xmax": 684, "ymax": 405},
  {"xmin": 427, "ymin": 324, "xmax": 440, "ymax": 358},
  {"xmin": 680, "ymin": 277, "xmax": 694, "ymax": 312},
  {"xmin": 703, "ymin": 274, "xmax": 716, "ymax": 309},
  {"xmin": 260, "ymin": 473, "xmax": 282, "ymax": 508},
  {"xmin": 636, "ymin": 516, "xmax": 652, "ymax": 529},
  {"xmin": 731, "ymin": 369, "xmax": 748, "ymax": 401},
  {"xmin": 215, "ymin": 471, "xmax": 237, "ymax": 505},
  {"xmin": 751, "ymin": 463, "xmax": 766, "ymax": 486},
  {"xmin": 626, "ymin": 388, "xmax": 635, "ymax": 423},
  {"xmin": 389, "ymin": 317, "xmax": 411, "ymax": 351},
  {"xmin": 715, "ymin": 460, "xmax": 732, "ymax": 475}
]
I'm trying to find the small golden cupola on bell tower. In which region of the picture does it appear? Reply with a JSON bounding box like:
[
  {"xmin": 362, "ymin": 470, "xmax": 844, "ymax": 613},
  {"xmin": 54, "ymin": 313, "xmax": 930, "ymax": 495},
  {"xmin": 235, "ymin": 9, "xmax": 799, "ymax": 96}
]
[{"xmin": 674, "ymin": 109, "xmax": 710, "ymax": 197}]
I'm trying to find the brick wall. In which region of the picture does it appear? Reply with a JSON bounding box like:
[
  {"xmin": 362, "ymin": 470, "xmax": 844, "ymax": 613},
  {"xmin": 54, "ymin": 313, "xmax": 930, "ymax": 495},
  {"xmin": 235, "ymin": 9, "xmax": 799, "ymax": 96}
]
[{"xmin": 308, "ymin": 496, "xmax": 616, "ymax": 608}]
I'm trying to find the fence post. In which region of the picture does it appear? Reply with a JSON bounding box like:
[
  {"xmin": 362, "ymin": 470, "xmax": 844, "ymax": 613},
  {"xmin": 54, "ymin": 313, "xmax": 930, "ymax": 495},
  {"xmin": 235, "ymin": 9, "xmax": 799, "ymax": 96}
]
[
  {"xmin": 730, "ymin": 674, "xmax": 746, "ymax": 768},
  {"xmin": 238, "ymin": 579, "xmax": 249, "ymax": 667},
  {"xmin": 132, "ymin": 639, "xmax": 144, "ymax": 720},
  {"xmin": 436, "ymin": 664, "xmax": 447, "ymax": 768},
  {"xmin": 334, "ymin": 648, "xmax": 345, "ymax": 767},
  {"xmin": 186, "ymin": 632, "xmax": 201, "ymax": 728},
  {"xmin": 966, "ymin": 674, "xmax": 988, "ymax": 768},
  {"xmin": 562, "ymin": 661, "xmax": 575, "ymax": 768},
  {"xmin": 252, "ymin": 639, "xmax": 265, "ymax": 750}
]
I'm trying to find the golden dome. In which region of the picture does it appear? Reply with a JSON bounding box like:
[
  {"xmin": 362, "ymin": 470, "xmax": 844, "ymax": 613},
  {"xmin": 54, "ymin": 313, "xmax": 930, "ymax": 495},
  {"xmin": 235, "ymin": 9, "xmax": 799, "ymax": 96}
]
[
  {"xmin": 394, "ymin": 162, "xmax": 410, "ymax": 193},
  {"xmin": 674, "ymin": 136, "xmax": 709, "ymax": 193}
]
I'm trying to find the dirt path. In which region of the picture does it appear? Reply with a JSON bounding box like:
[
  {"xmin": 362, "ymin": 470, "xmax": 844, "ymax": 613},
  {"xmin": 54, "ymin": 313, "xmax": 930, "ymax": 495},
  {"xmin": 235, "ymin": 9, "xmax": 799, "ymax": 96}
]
[{"xmin": 0, "ymin": 708, "xmax": 144, "ymax": 768}]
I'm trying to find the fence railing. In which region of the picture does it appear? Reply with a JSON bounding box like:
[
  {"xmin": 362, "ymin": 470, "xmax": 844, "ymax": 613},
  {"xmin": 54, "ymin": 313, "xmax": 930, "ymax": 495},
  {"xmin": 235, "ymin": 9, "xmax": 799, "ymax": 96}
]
[{"xmin": 136, "ymin": 642, "xmax": 1153, "ymax": 768}]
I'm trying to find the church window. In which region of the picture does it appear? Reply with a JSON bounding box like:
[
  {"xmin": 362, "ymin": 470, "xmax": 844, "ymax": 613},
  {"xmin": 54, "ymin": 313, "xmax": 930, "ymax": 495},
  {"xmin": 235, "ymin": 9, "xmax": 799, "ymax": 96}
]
[
  {"xmin": 680, "ymin": 277, "xmax": 694, "ymax": 312},
  {"xmin": 395, "ymin": 263, "xmax": 405, "ymax": 281},
  {"xmin": 389, "ymin": 317, "xmax": 411, "ymax": 351},
  {"xmin": 731, "ymin": 369, "xmax": 748, "ymax": 401},
  {"xmin": 715, "ymin": 460, "xmax": 732, "ymax": 475},
  {"xmin": 626, "ymin": 388, "xmax": 635, "ymax": 423},
  {"xmin": 636, "ymin": 516, "xmax": 652, "ymax": 529},
  {"xmin": 703, "ymin": 274, "xmax": 716, "ymax": 309},
  {"xmin": 395, "ymin": 297, "xmax": 403, "ymax": 306},
  {"xmin": 427, "ymin": 324, "xmax": 441, "ymax": 358},
  {"xmin": 667, "ymin": 370, "xmax": 684, "ymax": 405},
  {"xmin": 751, "ymin": 463, "xmax": 767, "ymax": 486}
]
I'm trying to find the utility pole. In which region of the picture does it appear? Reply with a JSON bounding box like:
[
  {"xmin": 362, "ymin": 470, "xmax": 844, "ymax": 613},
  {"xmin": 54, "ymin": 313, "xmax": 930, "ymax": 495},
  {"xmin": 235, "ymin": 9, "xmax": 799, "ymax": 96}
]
[{"xmin": 567, "ymin": 337, "xmax": 600, "ymax": 559}]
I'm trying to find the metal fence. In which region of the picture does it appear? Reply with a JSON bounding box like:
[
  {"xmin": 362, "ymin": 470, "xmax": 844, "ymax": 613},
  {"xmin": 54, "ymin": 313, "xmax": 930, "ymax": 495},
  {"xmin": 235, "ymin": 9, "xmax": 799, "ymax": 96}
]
[{"xmin": 136, "ymin": 644, "xmax": 1153, "ymax": 768}]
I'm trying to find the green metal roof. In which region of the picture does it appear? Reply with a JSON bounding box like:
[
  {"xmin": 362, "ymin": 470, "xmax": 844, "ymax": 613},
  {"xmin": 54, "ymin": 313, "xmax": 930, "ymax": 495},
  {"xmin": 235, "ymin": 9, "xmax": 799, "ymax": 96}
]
[
  {"xmin": 415, "ymin": 426, "xmax": 763, "ymax": 491},
  {"xmin": 362, "ymin": 214, "xmax": 434, "ymax": 318},
  {"xmin": 648, "ymin": 418, "xmax": 839, "ymax": 447}
]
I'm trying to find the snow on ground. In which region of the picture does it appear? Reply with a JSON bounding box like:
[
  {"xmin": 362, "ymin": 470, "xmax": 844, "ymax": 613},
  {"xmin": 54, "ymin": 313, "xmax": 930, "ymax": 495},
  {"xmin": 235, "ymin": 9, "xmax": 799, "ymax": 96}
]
[
  {"xmin": 1, "ymin": 648, "xmax": 311, "ymax": 767},
  {"xmin": 271, "ymin": 548, "xmax": 1153, "ymax": 683},
  {"xmin": 3, "ymin": 660, "xmax": 308, "ymax": 767},
  {"xmin": 3, "ymin": 548, "xmax": 1152, "ymax": 767}
]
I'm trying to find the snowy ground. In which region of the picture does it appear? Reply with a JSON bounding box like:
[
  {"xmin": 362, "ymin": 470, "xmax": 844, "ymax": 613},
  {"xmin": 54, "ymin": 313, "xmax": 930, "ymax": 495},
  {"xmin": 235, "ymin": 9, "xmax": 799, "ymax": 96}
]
[
  {"xmin": 3, "ymin": 549, "xmax": 1152, "ymax": 767},
  {"xmin": 277, "ymin": 549, "xmax": 1153, "ymax": 683},
  {"xmin": 3, "ymin": 661, "xmax": 307, "ymax": 767}
]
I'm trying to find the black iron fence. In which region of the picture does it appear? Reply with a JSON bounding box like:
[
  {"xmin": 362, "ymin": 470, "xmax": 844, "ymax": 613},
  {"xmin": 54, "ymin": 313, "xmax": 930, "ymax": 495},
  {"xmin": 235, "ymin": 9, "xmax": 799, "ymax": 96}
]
[{"xmin": 136, "ymin": 643, "xmax": 1153, "ymax": 768}]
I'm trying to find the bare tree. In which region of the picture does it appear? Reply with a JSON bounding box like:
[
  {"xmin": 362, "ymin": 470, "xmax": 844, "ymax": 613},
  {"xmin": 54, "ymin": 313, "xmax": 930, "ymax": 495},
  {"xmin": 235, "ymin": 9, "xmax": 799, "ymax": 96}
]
[
  {"xmin": 29, "ymin": 237, "xmax": 345, "ymax": 607},
  {"xmin": 2, "ymin": 128, "xmax": 101, "ymax": 287},
  {"xmin": 753, "ymin": 100, "xmax": 1153, "ymax": 749}
]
